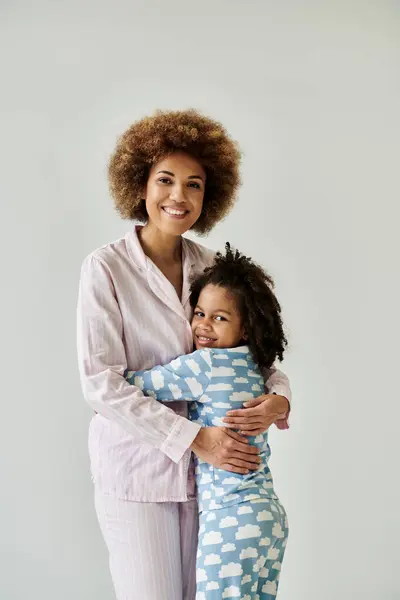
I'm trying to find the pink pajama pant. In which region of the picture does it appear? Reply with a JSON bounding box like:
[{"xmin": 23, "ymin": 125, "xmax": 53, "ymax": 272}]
[{"xmin": 94, "ymin": 490, "xmax": 199, "ymax": 600}]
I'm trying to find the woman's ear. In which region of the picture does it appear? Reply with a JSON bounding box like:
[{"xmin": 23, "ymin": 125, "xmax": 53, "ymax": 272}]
[{"xmin": 242, "ymin": 330, "xmax": 248, "ymax": 341}]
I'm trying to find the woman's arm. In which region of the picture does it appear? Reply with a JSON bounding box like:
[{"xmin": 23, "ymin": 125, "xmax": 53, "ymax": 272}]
[
  {"xmin": 264, "ymin": 366, "xmax": 291, "ymax": 407},
  {"xmin": 222, "ymin": 365, "xmax": 291, "ymax": 434},
  {"xmin": 77, "ymin": 254, "xmax": 201, "ymax": 464}
]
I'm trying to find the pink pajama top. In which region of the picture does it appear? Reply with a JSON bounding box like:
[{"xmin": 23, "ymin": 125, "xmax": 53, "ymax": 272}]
[{"xmin": 77, "ymin": 226, "xmax": 291, "ymax": 502}]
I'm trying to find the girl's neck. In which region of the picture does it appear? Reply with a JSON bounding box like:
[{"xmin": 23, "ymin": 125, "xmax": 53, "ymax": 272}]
[{"xmin": 138, "ymin": 223, "xmax": 182, "ymax": 266}]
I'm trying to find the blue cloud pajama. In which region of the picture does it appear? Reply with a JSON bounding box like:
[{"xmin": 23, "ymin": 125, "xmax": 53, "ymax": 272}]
[{"xmin": 126, "ymin": 346, "xmax": 288, "ymax": 599}]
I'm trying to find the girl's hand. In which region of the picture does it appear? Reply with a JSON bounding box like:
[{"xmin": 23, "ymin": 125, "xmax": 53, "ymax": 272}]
[
  {"xmin": 190, "ymin": 427, "xmax": 261, "ymax": 474},
  {"xmin": 222, "ymin": 394, "xmax": 290, "ymax": 436}
]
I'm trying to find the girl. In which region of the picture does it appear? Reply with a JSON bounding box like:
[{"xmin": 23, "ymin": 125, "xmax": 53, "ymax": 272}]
[{"xmin": 126, "ymin": 244, "xmax": 289, "ymax": 599}]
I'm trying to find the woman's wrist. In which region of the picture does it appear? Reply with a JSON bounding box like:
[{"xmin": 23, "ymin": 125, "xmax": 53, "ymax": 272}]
[{"xmin": 270, "ymin": 393, "xmax": 290, "ymax": 416}]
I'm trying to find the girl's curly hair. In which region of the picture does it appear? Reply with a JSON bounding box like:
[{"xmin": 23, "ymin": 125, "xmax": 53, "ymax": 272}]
[
  {"xmin": 108, "ymin": 109, "xmax": 241, "ymax": 234},
  {"xmin": 189, "ymin": 243, "xmax": 287, "ymax": 370}
]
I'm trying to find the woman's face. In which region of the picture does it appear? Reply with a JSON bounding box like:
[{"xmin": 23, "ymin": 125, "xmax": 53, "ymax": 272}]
[
  {"xmin": 144, "ymin": 152, "xmax": 206, "ymax": 236},
  {"xmin": 191, "ymin": 284, "xmax": 246, "ymax": 350}
]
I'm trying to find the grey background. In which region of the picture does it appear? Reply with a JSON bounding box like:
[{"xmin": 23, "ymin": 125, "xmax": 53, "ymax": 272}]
[{"xmin": 1, "ymin": 1, "xmax": 399, "ymax": 599}]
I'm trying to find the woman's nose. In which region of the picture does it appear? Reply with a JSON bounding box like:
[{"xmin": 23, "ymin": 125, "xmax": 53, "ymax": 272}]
[{"xmin": 169, "ymin": 185, "xmax": 185, "ymax": 203}]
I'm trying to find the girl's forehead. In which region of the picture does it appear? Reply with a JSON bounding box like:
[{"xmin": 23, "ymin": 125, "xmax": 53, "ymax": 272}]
[{"xmin": 197, "ymin": 284, "xmax": 240, "ymax": 310}]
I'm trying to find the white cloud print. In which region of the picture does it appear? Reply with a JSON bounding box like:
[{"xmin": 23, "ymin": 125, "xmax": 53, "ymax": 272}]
[
  {"xmin": 206, "ymin": 581, "xmax": 220, "ymax": 591},
  {"xmin": 241, "ymin": 575, "xmax": 252, "ymax": 584},
  {"xmin": 202, "ymin": 531, "xmax": 223, "ymax": 546},
  {"xmin": 196, "ymin": 568, "xmax": 208, "ymax": 582},
  {"xmin": 151, "ymin": 370, "xmax": 164, "ymax": 390},
  {"xmin": 229, "ymin": 391, "xmax": 254, "ymax": 402},
  {"xmin": 186, "ymin": 359, "xmax": 201, "ymax": 375},
  {"xmin": 222, "ymin": 543, "xmax": 236, "ymax": 552},
  {"xmin": 222, "ymin": 586, "xmax": 241, "ymax": 598},
  {"xmin": 219, "ymin": 563, "xmax": 243, "ymax": 578},
  {"xmin": 208, "ymin": 383, "xmax": 233, "ymax": 391},
  {"xmin": 251, "ymin": 383, "xmax": 262, "ymax": 392},
  {"xmin": 133, "ymin": 375, "xmax": 143, "ymax": 388},
  {"xmin": 206, "ymin": 512, "xmax": 216, "ymax": 521},
  {"xmin": 262, "ymin": 581, "xmax": 277, "ymax": 596},
  {"xmin": 170, "ymin": 357, "xmax": 181, "ymax": 369},
  {"xmin": 272, "ymin": 522, "xmax": 285, "ymax": 538},
  {"xmin": 240, "ymin": 547, "xmax": 258, "ymax": 560},
  {"xmin": 259, "ymin": 566, "xmax": 269, "ymax": 578},
  {"xmin": 222, "ymin": 477, "xmax": 241, "ymax": 485},
  {"xmin": 235, "ymin": 524, "xmax": 262, "ymax": 540},
  {"xmin": 256, "ymin": 510, "xmax": 274, "ymax": 522},
  {"xmin": 199, "ymin": 349, "xmax": 212, "ymax": 365},
  {"xmin": 244, "ymin": 494, "xmax": 261, "ymax": 502},
  {"xmin": 234, "ymin": 377, "xmax": 248, "ymax": 383},
  {"xmin": 212, "ymin": 366, "xmax": 235, "ymax": 377},
  {"xmin": 199, "ymin": 394, "xmax": 212, "ymax": 403},
  {"xmin": 185, "ymin": 377, "xmax": 203, "ymax": 397},
  {"xmin": 232, "ymin": 359, "xmax": 248, "ymax": 367},
  {"xmin": 219, "ymin": 516, "xmax": 238, "ymax": 528},
  {"xmin": 167, "ymin": 383, "xmax": 182, "ymax": 399},
  {"xmin": 267, "ymin": 547, "xmax": 280, "ymax": 560},
  {"xmin": 247, "ymin": 370, "xmax": 260, "ymax": 378},
  {"xmin": 237, "ymin": 505, "xmax": 253, "ymax": 515},
  {"xmin": 213, "ymin": 402, "xmax": 232, "ymax": 408},
  {"xmin": 215, "ymin": 353, "xmax": 229, "ymax": 359},
  {"xmin": 253, "ymin": 556, "xmax": 266, "ymax": 573},
  {"xmin": 222, "ymin": 493, "xmax": 240, "ymax": 503},
  {"xmin": 204, "ymin": 554, "xmax": 222, "ymax": 566},
  {"xmin": 200, "ymin": 473, "xmax": 212, "ymax": 484},
  {"xmin": 259, "ymin": 537, "xmax": 271, "ymax": 547}
]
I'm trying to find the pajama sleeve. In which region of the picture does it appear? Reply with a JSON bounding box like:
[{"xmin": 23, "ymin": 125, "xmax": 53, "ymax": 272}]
[
  {"xmin": 262, "ymin": 366, "xmax": 292, "ymax": 428},
  {"xmin": 125, "ymin": 349, "xmax": 213, "ymax": 403},
  {"xmin": 264, "ymin": 366, "xmax": 292, "ymax": 406},
  {"xmin": 77, "ymin": 254, "xmax": 201, "ymax": 463}
]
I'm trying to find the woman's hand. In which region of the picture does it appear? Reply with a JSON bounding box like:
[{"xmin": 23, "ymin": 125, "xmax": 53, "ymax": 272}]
[
  {"xmin": 190, "ymin": 427, "xmax": 261, "ymax": 474},
  {"xmin": 222, "ymin": 394, "xmax": 290, "ymax": 436}
]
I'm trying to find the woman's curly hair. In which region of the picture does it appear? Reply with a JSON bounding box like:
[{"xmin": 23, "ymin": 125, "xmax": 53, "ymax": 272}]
[
  {"xmin": 108, "ymin": 109, "xmax": 241, "ymax": 234},
  {"xmin": 189, "ymin": 243, "xmax": 287, "ymax": 371}
]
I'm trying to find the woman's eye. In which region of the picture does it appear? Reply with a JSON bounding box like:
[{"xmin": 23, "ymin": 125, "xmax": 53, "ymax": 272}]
[
  {"xmin": 188, "ymin": 182, "xmax": 201, "ymax": 189},
  {"xmin": 158, "ymin": 177, "xmax": 172, "ymax": 184}
]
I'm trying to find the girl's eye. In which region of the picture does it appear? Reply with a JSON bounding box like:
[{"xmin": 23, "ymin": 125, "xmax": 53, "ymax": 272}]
[
  {"xmin": 215, "ymin": 316, "xmax": 226, "ymax": 322},
  {"xmin": 194, "ymin": 311, "xmax": 204, "ymax": 317},
  {"xmin": 158, "ymin": 177, "xmax": 172, "ymax": 184}
]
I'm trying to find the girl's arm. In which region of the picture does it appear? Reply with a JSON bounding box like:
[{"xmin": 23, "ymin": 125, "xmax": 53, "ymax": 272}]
[{"xmin": 125, "ymin": 349, "xmax": 212, "ymax": 403}]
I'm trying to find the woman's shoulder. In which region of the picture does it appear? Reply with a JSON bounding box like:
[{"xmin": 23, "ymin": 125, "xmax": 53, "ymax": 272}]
[
  {"xmin": 183, "ymin": 236, "xmax": 215, "ymax": 270},
  {"xmin": 80, "ymin": 234, "xmax": 134, "ymax": 273}
]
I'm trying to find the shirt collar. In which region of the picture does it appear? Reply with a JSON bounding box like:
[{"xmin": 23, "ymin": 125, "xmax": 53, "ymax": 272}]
[{"xmin": 125, "ymin": 225, "xmax": 195, "ymax": 274}]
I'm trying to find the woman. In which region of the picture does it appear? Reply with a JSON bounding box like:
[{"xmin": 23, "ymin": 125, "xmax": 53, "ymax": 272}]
[{"xmin": 77, "ymin": 109, "xmax": 291, "ymax": 600}]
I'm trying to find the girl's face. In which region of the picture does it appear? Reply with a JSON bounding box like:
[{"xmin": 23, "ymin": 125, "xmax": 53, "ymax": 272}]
[
  {"xmin": 144, "ymin": 152, "xmax": 206, "ymax": 237},
  {"xmin": 191, "ymin": 284, "xmax": 246, "ymax": 350}
]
